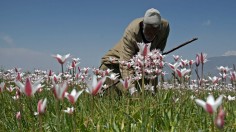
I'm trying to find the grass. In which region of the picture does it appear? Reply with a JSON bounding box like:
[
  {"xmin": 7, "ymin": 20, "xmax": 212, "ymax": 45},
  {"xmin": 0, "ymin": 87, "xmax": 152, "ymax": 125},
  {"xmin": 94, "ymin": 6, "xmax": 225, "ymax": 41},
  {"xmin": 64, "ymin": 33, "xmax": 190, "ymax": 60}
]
[{"xmin": 0, "ymin": 82, "xmax": 236, "ymax": 131}]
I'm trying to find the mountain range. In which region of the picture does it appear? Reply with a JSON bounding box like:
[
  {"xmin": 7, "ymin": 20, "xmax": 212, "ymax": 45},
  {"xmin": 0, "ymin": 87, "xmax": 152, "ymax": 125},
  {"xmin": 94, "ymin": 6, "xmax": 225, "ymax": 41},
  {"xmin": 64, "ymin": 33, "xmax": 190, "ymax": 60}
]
[
  {"xmin": 163, "ymin": 55, "xmax": 236, "ymax": 80},
  {"xmin": 204, "ymin": 55, "xmax": 236, "ymax": 76}
]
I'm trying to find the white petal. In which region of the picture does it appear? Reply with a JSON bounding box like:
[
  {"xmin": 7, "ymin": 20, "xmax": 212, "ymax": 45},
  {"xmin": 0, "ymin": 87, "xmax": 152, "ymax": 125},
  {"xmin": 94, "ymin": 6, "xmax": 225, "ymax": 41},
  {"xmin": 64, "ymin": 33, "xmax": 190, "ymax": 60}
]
[
  {"xmin": 42, "ymin": 98, "xmax": 47, "ymax": 110},
  {"xmin": 60, "ymin": 82, "xmax": 68, "ymax": 97},
  {"xmin": 195, "ymin": 99, "xmax": 206, "ymax": 110},
  {"xmin": 15, "ymin": 80, "xmax": 25, "ymax": 92},
  {"xmin": 212, "ymin": 95, "xmax": 223, "ymax": 111},
  {"xmin": 85, "ymin": 88, "xmax": 90, "ymax": 94},
  {"xmin": 129, "ymin": 87, "xmax": 137, "ymax": 95},
  {"xmin": 74, "ymin": 89, "xmax": 84, "ymax": 101},
  {"xmin": 206, "ymin": 95, "xmax": 215, "ymax": 105},
  {"xmin": 92, "ymin": 75, "xmax": 98, "ymax": 88},
  {"xmin": 70, "ymin": 89, "xmax": 77, "ymax": 96},
  {"xmin": 32, "ymin": 84, "xmax": 42, "ymax": 95},
  {"xmin": 65, "ymin": 92, "xmax": 69, "ymax": 97},
  {"xmin": 65, "ymin": 53, "xmax": 70, "ymax": 59}
]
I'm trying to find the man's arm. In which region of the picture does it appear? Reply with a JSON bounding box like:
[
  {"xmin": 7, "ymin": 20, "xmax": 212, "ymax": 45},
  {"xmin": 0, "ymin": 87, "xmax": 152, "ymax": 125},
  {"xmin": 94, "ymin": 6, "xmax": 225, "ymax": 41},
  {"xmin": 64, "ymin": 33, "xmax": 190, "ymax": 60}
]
[
  {"xmin": 119, "ymin": 27, "xmax": 137, "ymax": 80},
  {"xmin": 159, "ymin": 22, "xmax": 170, "ymax": 52}
]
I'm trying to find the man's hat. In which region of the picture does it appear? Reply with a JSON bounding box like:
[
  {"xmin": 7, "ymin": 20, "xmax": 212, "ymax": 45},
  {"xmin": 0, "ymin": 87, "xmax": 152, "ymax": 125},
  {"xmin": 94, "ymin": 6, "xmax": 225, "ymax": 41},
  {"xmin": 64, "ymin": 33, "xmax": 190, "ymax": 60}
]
[{"xmin": 143, "ymin": 8, "xmax": 161, "ymax": 27}]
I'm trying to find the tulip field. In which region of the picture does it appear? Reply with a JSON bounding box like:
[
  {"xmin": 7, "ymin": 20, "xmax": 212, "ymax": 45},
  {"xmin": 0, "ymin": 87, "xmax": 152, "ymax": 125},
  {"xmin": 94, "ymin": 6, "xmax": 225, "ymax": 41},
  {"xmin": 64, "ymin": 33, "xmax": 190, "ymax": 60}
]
[{"xmin": 0, "ymin": 48, "xmax": 236, "ymax": 131}]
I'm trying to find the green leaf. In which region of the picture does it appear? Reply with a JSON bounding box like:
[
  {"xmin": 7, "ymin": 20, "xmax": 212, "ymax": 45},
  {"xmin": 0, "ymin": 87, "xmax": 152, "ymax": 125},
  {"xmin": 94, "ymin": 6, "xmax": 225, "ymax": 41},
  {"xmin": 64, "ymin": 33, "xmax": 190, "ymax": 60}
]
[{"xmin": 112, "ymin": 122, "xmax": 120, "ymax": 132}]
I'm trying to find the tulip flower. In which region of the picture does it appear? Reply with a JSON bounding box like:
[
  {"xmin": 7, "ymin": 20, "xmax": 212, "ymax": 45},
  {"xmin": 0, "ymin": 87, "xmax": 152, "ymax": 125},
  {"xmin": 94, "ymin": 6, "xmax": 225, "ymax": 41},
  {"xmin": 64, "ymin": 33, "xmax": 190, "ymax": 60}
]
[
  {"xmin": 230, "ymin": 71, "xmax": 236, "ymax": 82},
  {"xmin": 86, "ymin": 75, "xmax": 106, "ymax": 96},
  {"xmin": 16, "ymin": 72, "xmax": 23, "ymax": 81},
  {"xmin": 92, "ymin": 68, "xmax": 102, "ymax": 76},
  {"xmin": 137, "ymin": 42, "xmax": 151, "ymax": 57},
  {"xmin": 50, "ymin": 73, "xmax": 62, "ymax": 84},
  {"xmin": 52, "ymin": 53, "xmax": 70, "ymax": 73},
  {"xmin": 129, "ymin": 87, "xmax": 138, "ymax": 95},
  {"xmin": 0, "ymin": 82, "xmax": 5, "ymax": 92},
  {"xmin": 120, "ymin": 77, "xmax": 133, "ymax": 90},
  {"xmin": 69, "ymin": 60, "xmax": 80, "ymax": 70},
  {"xmin": 63, "ymin": 107, "xmax": 74, "ymax": 114},
  {"xmin": 16, "ymin": 111, "xmax": 21, "ymax": 120},
  {"xmin": 189, "ymin": 60, "xmax": 195, "ymax": 66},
  {"xmin": 208, "ymin": 76, "xmax": 221, "ymax": 85},
  {"xmin": 15, "ymin": 77, "xmax": 43, "ymax": 97},
  {"xmin": 52, "ymin": 53, "xmax": 70, "ymax": 65},
  {"xmin": 34, "ymin": 98, "xmax": 47, "ymax": 115},
  {"xmin": 195, "ymin": 94, "xmax": 223, "ymax": 114},
  {"xmin": 215, "ymin": 106, "xmax": 225, "ymax": 129},
  {"xmin": 81, "ymin": 67, "xmax": 90, "ymax": 74},
  {"xmin": 175, "ymin": 68, "xmax": 191, "ymax": 78},
  {"xmin": 72, "ymin": 57, "xmax": 80, "ymax": 63},
  {"xmin": 195, "ymin": 54, "xmax": 200, "ymax": 67},
  {"xmin": 109, "ymin": 57, "xmax": 117, "ymax": 64},
  {"xmin": 180, "ymin": 59, "xmax": 189, "ymax": 68},
  {"xmin": 173, "ymin": 55, "xmax": 180, "ymax": 62},
  {"xmin": 14, "ymin": 67, "xmax": 22, "ymax": 73},
  {"xmin": 65, "ymin": 89, "xmax": 84, "ymax": 105},
  {"xmin": 199, "ymin": 52, "xmax": 208, "ymax": 64},
  {"xmin": 6, "ymin": 85, "xmax": 15, "ymax": 92},
  {"xmin": 227, "ymin": 95, "xmax": 235, "ymax": 101},
  {"xmin": 168, "ymin": 62, "xmax": 180, "ymax": 71},
  {"xmin": 108, "ymin": 73, "xmax": 120, "ymax": 81},
  {"xmin": 217, "ymin": 66, "xmax": 225, "ymax": 73},
  {"xmin": 52, "ymin": 81, "xmax": 68, "ymax": 100}
]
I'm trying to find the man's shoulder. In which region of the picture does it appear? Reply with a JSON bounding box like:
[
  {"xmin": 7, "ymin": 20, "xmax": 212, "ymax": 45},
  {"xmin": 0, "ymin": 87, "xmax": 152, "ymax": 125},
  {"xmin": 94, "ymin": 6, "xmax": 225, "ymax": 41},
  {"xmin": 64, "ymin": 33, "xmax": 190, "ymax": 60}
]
[
  {"xmin": 161, "ymin": 18, "xmax": 169, "ymax": 28},
  {"xmin": 127, "ymin": 17, "xmax": 143, "ymax": 27},
  {"xmin": 125, "ymin": 17, "xmax": 143, "ymax": 33},
  {"xmin": 131, "ymin": 17, "xmax": 143, "ymax": 24}
]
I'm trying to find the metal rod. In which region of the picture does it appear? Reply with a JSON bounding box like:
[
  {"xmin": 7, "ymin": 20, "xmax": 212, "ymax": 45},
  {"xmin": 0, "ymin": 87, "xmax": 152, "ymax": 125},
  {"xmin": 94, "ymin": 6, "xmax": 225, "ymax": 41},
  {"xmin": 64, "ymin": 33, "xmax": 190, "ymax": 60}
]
[{"xmin": 162, "ymin": 38, "xmax": 198, "ymax": 55}]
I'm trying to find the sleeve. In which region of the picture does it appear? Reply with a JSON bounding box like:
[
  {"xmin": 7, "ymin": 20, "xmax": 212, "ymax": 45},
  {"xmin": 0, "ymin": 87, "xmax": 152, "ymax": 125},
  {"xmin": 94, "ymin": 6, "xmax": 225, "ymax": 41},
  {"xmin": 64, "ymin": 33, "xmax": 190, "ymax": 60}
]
[
  {"xmin": 119, "ymin": 26, "xmax": 137, "ymax": 80},
  {"xmin": 159, "ymin": 22, "xmax": 170, "ymax": 52}
]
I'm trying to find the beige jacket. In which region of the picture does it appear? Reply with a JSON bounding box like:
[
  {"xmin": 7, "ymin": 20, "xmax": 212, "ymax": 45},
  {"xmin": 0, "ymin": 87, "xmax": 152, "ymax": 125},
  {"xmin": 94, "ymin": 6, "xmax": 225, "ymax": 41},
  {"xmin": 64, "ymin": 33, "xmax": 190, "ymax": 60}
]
[{"xmin": 101, "ymin": 17, "xmax": 170, "ymax": 79}]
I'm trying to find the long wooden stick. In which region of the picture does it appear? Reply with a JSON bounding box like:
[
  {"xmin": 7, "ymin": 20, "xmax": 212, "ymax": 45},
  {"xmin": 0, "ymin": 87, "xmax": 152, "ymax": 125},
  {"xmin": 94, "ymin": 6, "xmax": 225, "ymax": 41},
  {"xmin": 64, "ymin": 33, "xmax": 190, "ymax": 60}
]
[{"xmin": 162, "ymin": 38, "xmax": 198, "ymax": 55}]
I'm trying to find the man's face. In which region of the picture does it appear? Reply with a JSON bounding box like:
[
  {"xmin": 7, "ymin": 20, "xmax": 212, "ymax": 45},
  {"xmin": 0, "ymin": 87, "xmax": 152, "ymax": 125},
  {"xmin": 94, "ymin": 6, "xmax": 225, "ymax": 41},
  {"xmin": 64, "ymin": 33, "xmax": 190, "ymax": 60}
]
[{"xmin": 143, "ymin": 24, "xmax": 160, "ymax": 42}]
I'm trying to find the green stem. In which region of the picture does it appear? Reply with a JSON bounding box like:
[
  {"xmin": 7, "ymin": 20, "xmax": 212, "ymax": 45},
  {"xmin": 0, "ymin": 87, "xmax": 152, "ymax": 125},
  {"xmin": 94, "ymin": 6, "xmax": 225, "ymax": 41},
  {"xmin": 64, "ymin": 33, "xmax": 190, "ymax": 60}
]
[
  {"xmin": 173, "ymin": 72, "xmax": 176, "ymax": 88},
  {"xmin": 18, "ymin": 96, "xmax": 23, "ymax": 132},
  {"xmin": 72, "ymin": 113, "xmax": 76, "ymax": 132},
  {"xmin": 62, "ymin": 64, "xmax": 64, "ymax": 73},
  {"xmin": 56, "ymin": 100, "xmax": 61, "ymax": 130},
  {"xmin": 27, "ymin": 97, "xmax": 35, "ymax": 131},
  {"xmin": 39, "ymin": 115, "xmax": 42, "ymax": 132},
  {"xmin": 91, "ymin": 96, "xmax": 94, "ymax": 118},
  {"xmin": 201, "ymin": 63, "xmax": 204, "ymax": 87},
  {"xmin": 141, "ymin": 66, "xmax": 145, "ymax": 131},
  {"xmin": 211, "ymin": 115, "xmax": 215, "ymax": 132}
]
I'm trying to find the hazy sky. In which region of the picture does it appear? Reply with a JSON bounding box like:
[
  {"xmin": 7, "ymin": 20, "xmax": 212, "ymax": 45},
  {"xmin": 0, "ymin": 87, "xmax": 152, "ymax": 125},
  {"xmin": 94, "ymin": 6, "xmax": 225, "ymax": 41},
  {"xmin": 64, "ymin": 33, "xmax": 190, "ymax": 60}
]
[{"xmin": 1, "ymin": 0, "xmax": 236, "ymax": 72}]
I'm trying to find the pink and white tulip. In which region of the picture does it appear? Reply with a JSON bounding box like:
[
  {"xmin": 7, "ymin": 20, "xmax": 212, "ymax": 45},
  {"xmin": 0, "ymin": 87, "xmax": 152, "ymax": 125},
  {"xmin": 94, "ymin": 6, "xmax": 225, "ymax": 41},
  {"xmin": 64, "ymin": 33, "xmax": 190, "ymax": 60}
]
[
  {"xmin": 215, "ymin": 107, "xmax": 225, "ymax": 129},
  {"xmin": 16, "ymin": 111, "xmax": 21, "ymax": 120},
  {"xmin": 199, "ymin": 52, "xmax": 208, "ymax": 64},
  {"xmin": 15, "ymin": 77, "xmax": 43, "ymax": 97},
  {"xmin": 208, "ymin": 76, "xmax": 221, "ymax": 85},
  {"xmin": 63, "ymin": 107, "xmax": 74, "ymax": 114},
  {"xmin": 137, "ymin": 42, "xmax": 151, "ymax": 57},
  {"xmin": 0, "ymin": 82, "xmax": 5, "ymax": 92},
  {"xmin": 86, "ymin": 75, "xmax": 106, "ymax": 96},
  {"xmin": 35, "ymin": 98, "xmax": 47, "ymax": 115},
  {"xmin": 53, "ymin": 81, "xmax": 68, "ymax": 100},
  {"xmin": 175, "ymin": 68, "xmax": 191, "ymax": 78},
  {"xmin": 120, "ymin": 77, "xmax": 133, "ymax": 90},
  {"xmin": 65, "ymin": 89, "xmax": 84, "ymax": 105},
  {"xmin": 173, "ymin": 55, "xmax": 180, "ymax": 62},
  {"xmin": 52, "ymin": 53, "xmax": 71, "ymax": 65},
  {"xmin": 195, "ymin": 94, "xmax": 223, "ymax": 114}
]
